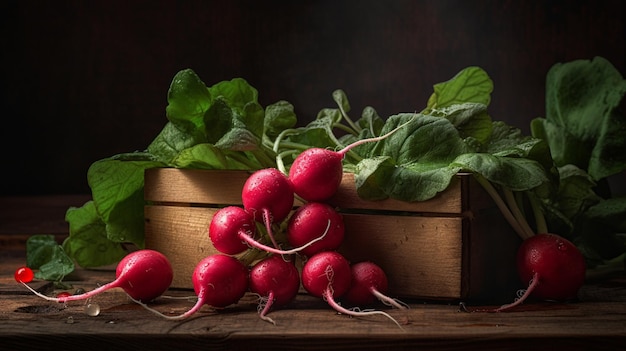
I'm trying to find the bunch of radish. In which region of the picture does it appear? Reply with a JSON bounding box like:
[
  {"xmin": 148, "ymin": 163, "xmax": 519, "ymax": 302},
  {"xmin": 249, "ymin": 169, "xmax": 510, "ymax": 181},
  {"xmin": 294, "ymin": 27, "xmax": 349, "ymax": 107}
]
[{"xmin": 193, "ymin": 125, "xmax": 411, "ymax": 325}]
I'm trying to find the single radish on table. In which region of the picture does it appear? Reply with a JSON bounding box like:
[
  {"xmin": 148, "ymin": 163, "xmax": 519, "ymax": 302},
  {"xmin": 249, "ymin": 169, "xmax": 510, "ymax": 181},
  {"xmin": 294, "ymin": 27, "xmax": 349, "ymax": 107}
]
[
  {"xmin": 287, "ymin": 202, "xmax": 345, "ymax": 258},
  {"xmin": 249, "ymin": 254, "xmax": 301, "ymax": 325},
  {"xmin": 137, "ymin": 254, "xmax": 249, "ymax": 320},
  {"xmin": 241, "ymin": 168, "xmax": 294, "ymax": 248},
  {"xmin": 209, "ymin": 206, "xmax": 331, "ymax": 256},
  {"xmin": 483, "ymin": 233, "xmax": 586, "ymax": 312},
  {"xmin": 301, "ymin": 251, "xmax": 403, "ymax": 328},
  {"xmin": 288, "ymin": 116, "xmax": 415, "ymax": 202},
  {"xmin": 344, "ymin": 261, "xmax": 408, "ymax": 310},
  {"xmin": 16, "ymin": 249, "xmax": 173, "ymax": 303}
]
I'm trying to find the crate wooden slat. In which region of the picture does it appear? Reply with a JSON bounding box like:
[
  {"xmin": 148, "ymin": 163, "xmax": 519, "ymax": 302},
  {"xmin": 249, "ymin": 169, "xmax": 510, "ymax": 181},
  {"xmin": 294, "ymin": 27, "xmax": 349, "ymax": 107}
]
[{"xmin": 144, "ymin": 168, "xmax": 521, "ymax": 302}]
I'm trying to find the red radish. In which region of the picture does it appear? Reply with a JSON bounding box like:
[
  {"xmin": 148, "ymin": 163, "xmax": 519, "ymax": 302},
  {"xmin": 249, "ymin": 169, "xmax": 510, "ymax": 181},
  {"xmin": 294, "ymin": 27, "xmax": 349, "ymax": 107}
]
[
  {"xmin": 288, "ymin": 117, "xmax": 415, "ymax": 202},
  {"xmin": 209, "ymin": 206, "xmax": 256, "ymax": 255},
  {"xmin": 344, "ymin": 261, "xmax": 408, "ymax": 310},
  {"xmin": 249, "ymin": 255, "xmax": 301, "ymax": 325},
  {"xmin": 287, "ymin": 202, "xmax": 345, "ymax": 257},
  {"xmin": 301, "ymin": 251, "xmax": 352, "ymax": 299},
  {"xmin": 241, "ymin": 168, "xmax": 294, "ymax": 248},
  {"xmin": 209, "ymin": 206, "xmax": 332, "ymax": 256},
  {"xmin": 138, "ymin": 254, "xmax": 249, "ymax": 320},
  {"xmin": 17, "ymin": 249, "xmax": 173, "ymax": 303},
  {"xmin": 490, "ymin": 233, "xmax": 586, "ymax": 312},
  {"xmin": 301, "ymin": 251, "xmax": 403, "ymax": 328}
]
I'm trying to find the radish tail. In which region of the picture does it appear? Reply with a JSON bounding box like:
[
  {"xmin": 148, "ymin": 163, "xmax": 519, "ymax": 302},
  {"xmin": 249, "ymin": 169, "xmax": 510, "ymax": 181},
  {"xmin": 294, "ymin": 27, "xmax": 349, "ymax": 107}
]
[
  {"xmin": 20, "ymin": 280, "xmax": 120, "ymax": 303},
  {"xmin": 493, "ymin": 272, "xmax": 539, "ymax": 312},
  {"xmin": 131, "ymin": 296, "xmax": 205, "ymax": 320},
  {"xmin": 322, "ymin": 289, "xmax": 404, "ymax": 330},
  {"xmin": 257, "ymin": 291, "xmax": 277, "ymax": 325},
  {"xmin": 240, "ymin": 219, "xmax": 331, "ymax": 255},
  {"xmin": 371, "ymin": 288, "xmax": 410, "ymax": 310}
]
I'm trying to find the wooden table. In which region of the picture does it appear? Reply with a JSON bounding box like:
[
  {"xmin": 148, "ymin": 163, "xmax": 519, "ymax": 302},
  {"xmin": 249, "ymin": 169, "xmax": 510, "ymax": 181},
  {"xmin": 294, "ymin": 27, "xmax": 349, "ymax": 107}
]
[{"xmin": 1, "ymin": 196, "xmax": 625, "ymax": 351}]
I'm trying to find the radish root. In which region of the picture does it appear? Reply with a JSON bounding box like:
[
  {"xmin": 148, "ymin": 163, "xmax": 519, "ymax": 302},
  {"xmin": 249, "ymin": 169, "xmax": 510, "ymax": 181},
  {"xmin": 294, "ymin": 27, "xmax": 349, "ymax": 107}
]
[{"xmin": 322, "ymin": 289, "xmax": 404, "ymax": 330}]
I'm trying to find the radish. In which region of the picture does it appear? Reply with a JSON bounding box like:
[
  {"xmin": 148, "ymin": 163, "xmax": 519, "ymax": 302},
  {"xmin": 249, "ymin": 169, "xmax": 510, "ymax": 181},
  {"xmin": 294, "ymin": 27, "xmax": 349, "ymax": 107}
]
[
  {"xmin": 301, "ymin": 251, "xmax": 403, "ymax": 328},
  {"xmin": 472, "ymin": 233, "xmax": 586, "ymax": 313},
  {"xmin": 288, "ymin": 116, "xmax": 415, "ymax": 202},
  {"xmin": 344, "ymin": 261, "xmax": 408, "ymax": 310},
  {"xmin": 137, "ymin": 254, "xmax": 249, "ymax": 320},
  {"xmin": 17, "ymin": 249, "xmax": 173, "ymax": 303},
  {"xmin": 209, "ymin": 206, "xmax": 256, "ymax": 255},
  {"xmin": 209, "ymin": 206, "xmax": 332, "ymax": 256},
  {"xmin": 241, "ymin": 168, "xmax": 294, "ymax": 248},
  {"xmin": 287, "ymin": 202, "xmax": 345, "ymax": 257},
  {"xmin": 249, "ymin": 255, "xmax": 301, "ymax": 325}
]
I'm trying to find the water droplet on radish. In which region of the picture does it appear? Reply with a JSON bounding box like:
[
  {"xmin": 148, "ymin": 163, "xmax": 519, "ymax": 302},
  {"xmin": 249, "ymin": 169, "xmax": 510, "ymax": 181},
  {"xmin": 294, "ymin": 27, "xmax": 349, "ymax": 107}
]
[{"xmin": 84, "ymin": 303, "xmax": 100, "ymax": 316}]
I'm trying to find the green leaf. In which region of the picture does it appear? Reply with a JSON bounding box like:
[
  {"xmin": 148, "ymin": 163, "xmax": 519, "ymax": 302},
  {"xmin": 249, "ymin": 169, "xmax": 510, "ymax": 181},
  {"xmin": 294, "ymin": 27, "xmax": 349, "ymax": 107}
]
[
  {"xmin": 424, "ymin": 66, "xmax": 493, "ymax": 113},
  {"xmin": 26, "ymin": 235, "xmax": 74, "ymax": 282},
  {"xmin": 87, "ymin": 154, "xmax": 164, "ymax": 247},
  {"xmin": 451, "ymin": 153, "xmax": 549, "ymax": 191},
  {"xmin": 535, "ymin": 56, "xmax": 626, "ymax": 180},
  {"xmin": 264, "ymin": 100, "xmax": 297, "ymax": 139},
  {"xmin": 428, "ymin": 102, "xmax": 493, "ymax": 144},
  {"xmin": 63, "ymin": 201, "xmax": 127, "ymax": 268},
  {"xmin": 172, "ymin": 143, "xmax": 259, "ymax": 170},
  {"xmin": 553, "ymin": 164, "xmax": 602, "ymax": 219},
  {"xmin": 354, "ymin": 113, "xmax": 471, "ymax": 201},
  {"xmin": 166, "ymin": 69, "xmax": 212, "ymax": 132},
  {"xmin": 332, "ymin": 89, "xmax": 351, "ymax": 115},
  {"xmin": 377, "ymin": 113, "xmax": 474, "ymax": 164},
  {"xmin": 208, "ymin": 77, "xmax": 258, "ymax": 115},
  {"xmin": 284, "ymin": 116, "xmax": 338, "ymax": 149},
  {"xmin": 584, "ymin": 196, "xmax": 626, "ymax": 232},
  {"xmin": 147, "ymin": 121, "xmax": 207, "ymax": 163}
]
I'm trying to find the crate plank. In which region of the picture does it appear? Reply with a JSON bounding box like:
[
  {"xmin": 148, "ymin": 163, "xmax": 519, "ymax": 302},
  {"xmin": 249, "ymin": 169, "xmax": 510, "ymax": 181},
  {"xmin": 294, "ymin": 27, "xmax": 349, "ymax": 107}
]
[{"xmin": 339, "ymin": 214, "xmax": 464, "ymax": 299}]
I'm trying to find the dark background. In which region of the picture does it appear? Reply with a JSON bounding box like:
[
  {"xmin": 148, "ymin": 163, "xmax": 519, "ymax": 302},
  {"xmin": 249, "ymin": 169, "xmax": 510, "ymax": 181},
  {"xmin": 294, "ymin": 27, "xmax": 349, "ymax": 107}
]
[{"xmin": 1, "ymin": 0, "xmax": 624, "ymax": 196}]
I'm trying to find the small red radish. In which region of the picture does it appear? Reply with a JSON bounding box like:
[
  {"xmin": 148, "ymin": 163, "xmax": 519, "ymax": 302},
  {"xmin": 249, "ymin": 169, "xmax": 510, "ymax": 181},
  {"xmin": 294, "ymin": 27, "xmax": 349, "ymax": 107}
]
[
  {"xmin": 209, "ymin": 206, "xmax": 256, "ymax": 255},
  {"xmin": 287, "ymin": 202, "xmax": 345, "ymax": 257},
  {"xmin": 301, "ymin": 251, "xmax": 352, "ymax": 300},
  {"xmin": 17, "ymin": 249, "xmax": 173, "ymax": 303},
  {"xmin": 138, "ymin": 254, "xmax": 249, "ymax": 320},
  {"xmin": 288, "ymin": 117, "xmax": 415, "ymax": 202},
  {"xmin": 241, "ymin": 168, "xmax": 294, "ymax": 248},
  {"xmin": 491, "ymin": 233, "xmax": 586, "ymax": 312},
  {"xmin": 344, "ymin": 261, "xmax": 408, "ymax": 310},
  {"xmin": 302, "ymin": 251, "xmax": 403, "ymax": 328},
  {"xmin": 209, "ymin": 206, "xmax": 331, "ymax": 256},
  {"xmin": 249, "ymin": 255, "xmax": 301, "ymax": 324}
]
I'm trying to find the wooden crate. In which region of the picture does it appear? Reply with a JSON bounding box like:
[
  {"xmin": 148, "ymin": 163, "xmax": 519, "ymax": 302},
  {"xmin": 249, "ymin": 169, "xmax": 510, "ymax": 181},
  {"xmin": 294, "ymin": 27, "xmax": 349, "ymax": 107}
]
[{"xmin": 144, "ymin": 168, "xmax": 521, "ymax": 303}]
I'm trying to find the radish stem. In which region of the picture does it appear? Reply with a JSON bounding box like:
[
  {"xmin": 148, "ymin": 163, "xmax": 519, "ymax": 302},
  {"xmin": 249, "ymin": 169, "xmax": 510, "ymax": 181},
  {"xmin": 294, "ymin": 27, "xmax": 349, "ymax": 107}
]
[
  {"xmin": 473, "ymin": 174, "xmax": 531, "ymax": 240},
  {"xmin": 502, "ymin": 188, "xmax": 535, "ymax": 239}
]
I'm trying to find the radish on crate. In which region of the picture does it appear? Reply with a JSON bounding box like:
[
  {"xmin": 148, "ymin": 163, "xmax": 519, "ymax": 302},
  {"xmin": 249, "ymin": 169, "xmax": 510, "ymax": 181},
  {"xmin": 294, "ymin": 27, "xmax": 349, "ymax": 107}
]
[
  {"xmin": 209, "ymin": 206, "xmax": 331, "ymax": 256},
  {"xmin": 241, "ymin": 168, "xmax": 294, "ymax": 248},
  {"xmin": 136, "ymin": 254, "xmax": 249, "ymax": 320},
  {"xmin": 288, "ymin": 116, "xmax": 415, "ymax": 202},
  {"xmin": 249, "ymin": 255, "xmax": 301, "ymax": 325},
  {"xmin": 287, "ymin": 202, "xmax": 345, "ymax": 258},
  {"xmin": 301, "ymin": 251, "xmax": 404, "ymax": 329},
  {"xmin": 15, "ymin": 250, "xmax": 173, "ymax": 308},
  {"xmin": 344, "ymin": 261, "xmax": 408, "ymax": 310}
]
